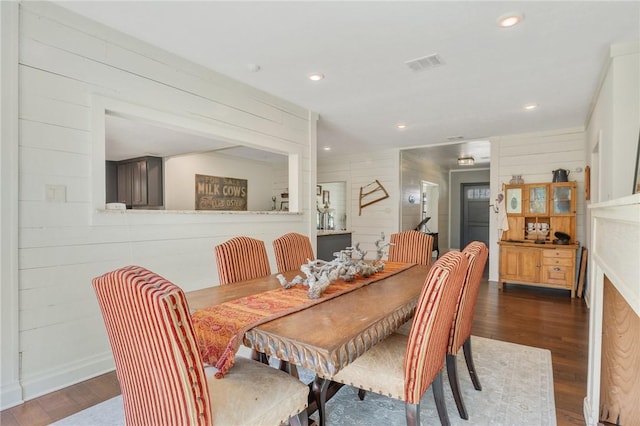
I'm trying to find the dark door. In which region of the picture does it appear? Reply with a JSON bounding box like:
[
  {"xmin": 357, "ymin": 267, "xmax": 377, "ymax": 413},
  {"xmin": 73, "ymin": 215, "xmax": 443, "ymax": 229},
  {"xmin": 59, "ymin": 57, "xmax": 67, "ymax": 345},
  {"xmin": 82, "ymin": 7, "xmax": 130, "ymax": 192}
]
[{"xmin": 461, "ymin": 183, "xmax": 490, "ymax": 248}]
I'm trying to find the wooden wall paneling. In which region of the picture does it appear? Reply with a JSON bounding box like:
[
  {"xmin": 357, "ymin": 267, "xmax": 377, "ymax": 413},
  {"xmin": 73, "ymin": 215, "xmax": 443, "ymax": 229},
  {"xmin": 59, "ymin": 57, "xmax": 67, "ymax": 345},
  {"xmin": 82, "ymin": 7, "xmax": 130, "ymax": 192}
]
[
  {"xmin": 20, "ymin": 6, "xmax": 308, "ymax": 124},
  {"xmin": 599, "ymin": 277, "xmax": 640, "ymax": 424},
  {"xmin": 20, "ymin": 38, "xmax": 308, "ymax": 149},
  {"xmin": 19, "ymin": 120, "xmax": 90, "ymax": 154},
  {"xmin": 14, "ymin": 1, "xmax": 314, "ymax": 400}
]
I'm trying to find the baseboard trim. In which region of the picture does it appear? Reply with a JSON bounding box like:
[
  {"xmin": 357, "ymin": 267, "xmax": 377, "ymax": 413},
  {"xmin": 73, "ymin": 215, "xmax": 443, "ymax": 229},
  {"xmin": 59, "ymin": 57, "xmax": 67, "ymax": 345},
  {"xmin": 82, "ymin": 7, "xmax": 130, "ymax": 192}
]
[
  {"xmin": 21, "ymin": 352, "xmax": 115, "ymax": 401},
  {"xmin": 0, "ymin": 381, "xmax": 23, "ymax": 410}
]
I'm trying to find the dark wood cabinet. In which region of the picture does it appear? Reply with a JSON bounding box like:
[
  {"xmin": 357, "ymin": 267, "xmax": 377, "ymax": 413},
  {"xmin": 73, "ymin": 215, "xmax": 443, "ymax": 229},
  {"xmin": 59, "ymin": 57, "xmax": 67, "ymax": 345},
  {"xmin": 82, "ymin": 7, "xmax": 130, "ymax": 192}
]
[
  {"xmin": 317, "ymin": 232, "xmax": 352, "ymax": 261},
  {"xmin": 106, "ymin": 156, "xmax": 163, "ymax": 208}
]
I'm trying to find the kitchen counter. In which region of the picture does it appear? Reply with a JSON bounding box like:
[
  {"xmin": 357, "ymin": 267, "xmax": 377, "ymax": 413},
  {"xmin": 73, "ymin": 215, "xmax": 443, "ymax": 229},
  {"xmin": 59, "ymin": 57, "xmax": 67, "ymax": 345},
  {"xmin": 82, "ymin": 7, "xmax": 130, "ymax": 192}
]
[{"xmin": 317, "ymin": 230, "xmax": 352, "ymax": 236}]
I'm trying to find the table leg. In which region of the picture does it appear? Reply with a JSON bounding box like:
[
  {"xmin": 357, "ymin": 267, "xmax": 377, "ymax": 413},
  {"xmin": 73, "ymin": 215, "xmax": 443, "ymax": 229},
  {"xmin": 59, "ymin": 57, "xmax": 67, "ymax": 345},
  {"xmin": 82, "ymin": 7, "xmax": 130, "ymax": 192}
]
[
  {"xmin": 312, "ymin": 376, "xmax": 330, "ymax": 426},
  {"xmin": 278, "ymin": 360, "xmax": 299, "ymax": 379}
]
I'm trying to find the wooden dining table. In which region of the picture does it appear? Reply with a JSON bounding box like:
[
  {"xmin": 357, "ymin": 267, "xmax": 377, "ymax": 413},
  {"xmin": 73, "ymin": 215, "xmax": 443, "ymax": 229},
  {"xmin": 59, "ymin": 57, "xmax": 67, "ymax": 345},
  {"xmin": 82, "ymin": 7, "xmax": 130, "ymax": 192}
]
[{"xmin": 186, "ymin": 262, "xmax": 430, "ymax": 426}]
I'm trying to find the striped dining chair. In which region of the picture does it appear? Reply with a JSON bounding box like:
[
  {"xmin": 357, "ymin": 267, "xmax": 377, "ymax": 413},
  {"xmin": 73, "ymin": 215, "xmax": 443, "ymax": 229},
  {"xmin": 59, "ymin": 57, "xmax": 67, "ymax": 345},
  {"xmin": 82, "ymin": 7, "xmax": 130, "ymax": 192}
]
[
  {"xmin": 92, "ymin": 265, "xmax": 309, "ymax": 426},
  {"xmin": 273, "ymin": 232, "xmax": 315, "ymax": 272},
  {"xmin": 214, "ymin": 236, "xmax": 271, "ymax": 285},
  {"xmin": 388, "ymin": 230, "xmax": 434, "ymax": 266},
  {"xmin": 446, "ymin": 241, "xmax": 489, "ymax": 420},
  {"xmin": 321, "ymin": 251, "xmax": 470, "ymax": 426},
  {"xmin": 389, "ymin": 230, "xmax": 435, "ymax": 335}
]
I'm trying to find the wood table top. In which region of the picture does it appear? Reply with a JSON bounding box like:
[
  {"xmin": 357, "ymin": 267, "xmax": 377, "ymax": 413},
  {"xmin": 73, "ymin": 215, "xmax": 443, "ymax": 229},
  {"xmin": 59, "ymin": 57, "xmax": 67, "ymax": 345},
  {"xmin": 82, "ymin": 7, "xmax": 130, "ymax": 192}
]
[{"xmin": 186, "ymin": 263, "xmax": 430, "ymax": 376}]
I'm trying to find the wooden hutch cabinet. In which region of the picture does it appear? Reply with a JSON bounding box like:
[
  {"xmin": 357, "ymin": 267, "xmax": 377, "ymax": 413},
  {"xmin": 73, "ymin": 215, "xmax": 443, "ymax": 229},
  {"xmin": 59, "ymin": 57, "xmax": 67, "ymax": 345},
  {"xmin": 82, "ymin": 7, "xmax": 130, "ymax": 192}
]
[{"xmin": 498, "ymin": 181, "xmax": 578, "ymax": 298}]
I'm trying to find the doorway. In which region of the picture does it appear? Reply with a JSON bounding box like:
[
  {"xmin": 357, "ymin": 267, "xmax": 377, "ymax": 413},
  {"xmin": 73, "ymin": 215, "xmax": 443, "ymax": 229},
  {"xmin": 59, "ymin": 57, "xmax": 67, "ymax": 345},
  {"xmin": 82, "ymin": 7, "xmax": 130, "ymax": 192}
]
[{"xmin": 461, "ymin": 182, "xmax": 490, "ymax": 248}]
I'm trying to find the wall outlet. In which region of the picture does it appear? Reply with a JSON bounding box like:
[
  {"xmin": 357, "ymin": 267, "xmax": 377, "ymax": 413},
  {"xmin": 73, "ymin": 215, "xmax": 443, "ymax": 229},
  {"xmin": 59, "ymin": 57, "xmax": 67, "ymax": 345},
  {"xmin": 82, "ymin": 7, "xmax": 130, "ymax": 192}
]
[{"xmin": 45, "ymin": 184, "xmax": 66, "ymax": 203}]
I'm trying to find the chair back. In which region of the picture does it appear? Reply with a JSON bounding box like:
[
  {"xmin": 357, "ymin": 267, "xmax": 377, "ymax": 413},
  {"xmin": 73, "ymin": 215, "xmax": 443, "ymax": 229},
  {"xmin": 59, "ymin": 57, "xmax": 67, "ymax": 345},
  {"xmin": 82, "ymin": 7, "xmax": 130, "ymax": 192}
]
[
  {"xmin": 92, "ymin": 266, "xmax": 212, "ymax": 426},
  {"xmin": 448, "ymin": 241, "xmax": 489, "ymax": 354},
  {"xmin": 214, "ymin": 236, "xmax": 271, "ymax": 285},
  {"xmin": 388, "ymin": 230, "xmax": 434, "ymax": 265},
  {"xmin": 403, "ymin": 251, "xmax": 469, "ymax": 404},
  {"xmin": 273, "ymin": 232, "xmax": 315, "ymax": 272}
]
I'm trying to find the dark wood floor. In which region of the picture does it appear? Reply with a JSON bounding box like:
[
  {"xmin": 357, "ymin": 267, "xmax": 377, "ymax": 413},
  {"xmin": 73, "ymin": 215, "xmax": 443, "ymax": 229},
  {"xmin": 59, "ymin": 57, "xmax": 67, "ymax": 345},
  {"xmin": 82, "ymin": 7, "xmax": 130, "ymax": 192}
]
[{"xmin": 1, "ymin": 280, "xmax": 589, "ymax": 426}]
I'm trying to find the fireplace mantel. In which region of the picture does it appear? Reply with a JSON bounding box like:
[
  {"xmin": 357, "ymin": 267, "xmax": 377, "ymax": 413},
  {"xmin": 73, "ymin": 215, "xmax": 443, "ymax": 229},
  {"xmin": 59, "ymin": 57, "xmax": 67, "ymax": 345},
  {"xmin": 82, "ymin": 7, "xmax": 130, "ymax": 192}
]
[{"xmin": 584, "ymin": 193, "xmax": 640, "ymax": 425}]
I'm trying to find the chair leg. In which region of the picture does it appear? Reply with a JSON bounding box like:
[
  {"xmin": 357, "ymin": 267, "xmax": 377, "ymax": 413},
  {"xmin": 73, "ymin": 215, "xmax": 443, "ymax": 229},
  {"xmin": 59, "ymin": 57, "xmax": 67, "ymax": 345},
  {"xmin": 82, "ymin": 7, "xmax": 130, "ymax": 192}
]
[
  {"xmin": 405, "ymin": 402, "xmax": 419, "ymax": 426},
  {"xmin": 357, "ymin": 388, "xmax": 366, "ymax": 400},
  {"xmin": 462, "ymin": 337, "xmax": 482, "ymax": 391},
  {"xmin": 446, "ymin": 353, "xmax": 468, "ymax": 420},
  {"xmin": 312, "ymin": 376, "xmax": 330, "ymax": 426},
  {"xmin": 432, "ymin": 371, "xmax": 451, "ymax": 426},
  {"xmin": 289, "ymin": 410, "xmax": 308, "ymax": 426}
]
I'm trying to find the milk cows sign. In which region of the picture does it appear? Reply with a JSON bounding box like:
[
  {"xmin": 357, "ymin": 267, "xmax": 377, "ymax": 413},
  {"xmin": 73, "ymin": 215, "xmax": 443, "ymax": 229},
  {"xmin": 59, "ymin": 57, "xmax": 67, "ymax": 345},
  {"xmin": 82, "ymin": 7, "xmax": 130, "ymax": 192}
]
[{"xmin": 195, "ymin": 174, "xmax": 248, "ymax": 211}]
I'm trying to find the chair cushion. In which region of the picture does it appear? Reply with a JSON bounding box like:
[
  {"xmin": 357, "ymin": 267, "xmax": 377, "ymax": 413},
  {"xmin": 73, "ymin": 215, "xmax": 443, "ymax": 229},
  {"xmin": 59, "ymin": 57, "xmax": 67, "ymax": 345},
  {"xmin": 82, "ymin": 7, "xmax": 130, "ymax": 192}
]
[
  {"xmin": 207, "ymin": 357, "xmax": 308, "ymax": 426},
  {"xmin": 325, "ymin": 333, "xmax": 408, "ymax": 402}
]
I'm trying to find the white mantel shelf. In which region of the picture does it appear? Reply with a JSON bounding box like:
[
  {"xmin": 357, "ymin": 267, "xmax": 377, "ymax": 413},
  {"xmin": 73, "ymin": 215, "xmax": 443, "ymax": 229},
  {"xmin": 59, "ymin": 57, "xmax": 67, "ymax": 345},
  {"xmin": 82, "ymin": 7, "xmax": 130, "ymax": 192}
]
[{"xmin": 584, "ymin": 193, "xmax": 640, "ymax": 425}]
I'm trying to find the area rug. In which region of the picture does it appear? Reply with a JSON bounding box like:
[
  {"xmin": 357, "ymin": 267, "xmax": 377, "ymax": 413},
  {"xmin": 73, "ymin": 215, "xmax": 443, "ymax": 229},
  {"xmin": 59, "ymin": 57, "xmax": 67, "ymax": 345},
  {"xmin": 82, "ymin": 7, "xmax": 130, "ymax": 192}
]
[{"xmin": 51, "ymin": 336, "xmax": 555, "ymax": 425}]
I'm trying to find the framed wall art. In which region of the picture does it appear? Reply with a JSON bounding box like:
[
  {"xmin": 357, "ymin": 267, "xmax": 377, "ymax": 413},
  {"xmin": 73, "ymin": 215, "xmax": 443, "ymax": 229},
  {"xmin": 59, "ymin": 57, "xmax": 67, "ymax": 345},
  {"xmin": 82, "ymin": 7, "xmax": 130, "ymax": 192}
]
[{"xmin": 195, "ymin": 174, "xmax": 247, "ymax": 211}]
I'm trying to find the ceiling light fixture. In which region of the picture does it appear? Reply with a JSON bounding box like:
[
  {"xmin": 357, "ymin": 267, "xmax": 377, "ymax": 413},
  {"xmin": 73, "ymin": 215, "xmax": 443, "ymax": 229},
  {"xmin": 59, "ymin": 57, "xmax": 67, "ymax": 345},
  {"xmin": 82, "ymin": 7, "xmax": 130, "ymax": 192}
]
[
  {"xmin": 497, "ymin": 12, "xmax": 524, "ymax": 28},
  {"xmin": 457, "ymin": 157, "xmax": 475, "ymax": 166},
  {"xmin": 523, "ymin": 103, "xmax": 538, "ymax": 110},
  {"xmin": 396, "ymin": 123, "xmax": 407, "ymax": 129},
  {"xmin": 323, "ymin": 146, "xmax": 331, "ymax": 151},
  {"xmin": 308, "ymin": 73, "xmax": 325, "ymax": 81}
]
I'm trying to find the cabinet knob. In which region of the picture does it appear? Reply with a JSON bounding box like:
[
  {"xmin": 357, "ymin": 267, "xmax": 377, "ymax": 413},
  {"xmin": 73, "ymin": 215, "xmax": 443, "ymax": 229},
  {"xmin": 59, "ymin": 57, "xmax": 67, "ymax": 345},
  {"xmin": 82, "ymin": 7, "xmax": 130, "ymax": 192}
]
[{"xmin": 553, "ymin": 267, "xmax": 561, "ymax": 272}]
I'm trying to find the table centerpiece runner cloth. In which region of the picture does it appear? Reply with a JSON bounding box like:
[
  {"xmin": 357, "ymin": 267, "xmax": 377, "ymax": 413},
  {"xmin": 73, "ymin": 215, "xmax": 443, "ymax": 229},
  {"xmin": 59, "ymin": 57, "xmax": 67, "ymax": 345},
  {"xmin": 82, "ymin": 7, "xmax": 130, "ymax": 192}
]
[{"xmin": 191, "ymin": 261, "xmax": 414, "ymax": 377}]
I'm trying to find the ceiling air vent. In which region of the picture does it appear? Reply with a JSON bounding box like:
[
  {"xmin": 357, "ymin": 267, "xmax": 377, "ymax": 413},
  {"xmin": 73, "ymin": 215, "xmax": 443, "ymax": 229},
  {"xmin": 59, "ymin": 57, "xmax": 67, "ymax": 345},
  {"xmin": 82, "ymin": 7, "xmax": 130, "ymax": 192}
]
[{"xmin": 405, "ymin": 54, "xmax": 444, "ymax": 72}]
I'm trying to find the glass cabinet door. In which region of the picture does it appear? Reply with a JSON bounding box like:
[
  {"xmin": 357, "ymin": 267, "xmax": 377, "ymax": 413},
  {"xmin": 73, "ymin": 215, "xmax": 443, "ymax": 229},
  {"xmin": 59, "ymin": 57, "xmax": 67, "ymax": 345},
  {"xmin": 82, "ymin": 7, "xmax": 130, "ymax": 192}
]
[
  {"xmin": 526, "ymin": 184, "xmax": 548, "ymax": 215},
  {"xmin": 552, "ymin": 184, "xmax": 573, "ymax": 214},
  {"xmin": 506, "ymin": 186, "xmax": 522, "ymax": 214}
]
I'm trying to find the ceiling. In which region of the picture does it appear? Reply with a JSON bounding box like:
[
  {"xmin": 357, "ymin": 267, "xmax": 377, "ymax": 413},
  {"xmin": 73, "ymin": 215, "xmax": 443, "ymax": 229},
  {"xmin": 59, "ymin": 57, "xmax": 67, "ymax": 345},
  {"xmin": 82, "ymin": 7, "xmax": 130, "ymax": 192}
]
[{"xmin": 55, "ymin": 1, "xmax": 640, "ymax": 169}]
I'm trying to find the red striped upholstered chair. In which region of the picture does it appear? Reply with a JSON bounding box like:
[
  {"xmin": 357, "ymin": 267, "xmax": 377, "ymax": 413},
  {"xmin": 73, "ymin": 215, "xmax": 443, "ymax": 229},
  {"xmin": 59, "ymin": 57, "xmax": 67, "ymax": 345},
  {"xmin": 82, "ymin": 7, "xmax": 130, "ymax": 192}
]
[
  {"xmin": 273, "ymin": 232, "xmax": 315, "ymax": 272},
  {"xmin": 93, "ymin": 266, "xmax": 309, "ymax": 426},
  {"xmin": 321, "ymin": 251, "xmax": 469, "ymax": 426},
  {"xmin": 389, "ymin": 230, "xmax": 435, "ymax": 336},
  {"xmin": 388, "ymin": 230, "xmax": 434, "ymax": 266},
  {"xmin": 214, "ymin": 236, "xmax": 271, "ymax": 285},
  {"xmin": 446, "ymin": 241, "xmax": 489, "ymax": 420}
]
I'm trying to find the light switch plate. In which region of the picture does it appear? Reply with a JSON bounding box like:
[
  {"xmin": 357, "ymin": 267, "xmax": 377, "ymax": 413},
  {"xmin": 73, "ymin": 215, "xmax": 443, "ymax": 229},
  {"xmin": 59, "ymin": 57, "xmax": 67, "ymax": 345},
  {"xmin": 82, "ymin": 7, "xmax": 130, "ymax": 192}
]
[{"xmin": 45, "ymin": 184, "xmax": 66, "ymax": 203}]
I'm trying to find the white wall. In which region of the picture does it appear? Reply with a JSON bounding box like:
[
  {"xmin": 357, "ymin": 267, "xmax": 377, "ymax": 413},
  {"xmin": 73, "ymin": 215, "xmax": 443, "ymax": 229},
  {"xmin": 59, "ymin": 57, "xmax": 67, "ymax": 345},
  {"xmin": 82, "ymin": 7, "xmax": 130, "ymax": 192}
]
[
  {"xmin": 164, "ymin": 152, "xmax": 282, "ymax": 211},
  {"xmin": 1, "ymin": 0, "xmax": 22, "ymax": 410},
  {"xmin": 399, "ymin": 152, "xmax": 450, "ymax": 251},
  {"xmin": 1, "ymin": 2, "xmax": 316, "ymax": 405},
  {"xmin": 586, "ymin": 42, "xmax": 639, "ymax": 203},
  {"xmin": 318, "ymin": 149, "xmax": 400, "ymax": 257},
  {"xmin": 583, "ymin": 42, "xmax": 639, "ymax": 425},
  {"xmin": 317, "ymin": 181, "xmax": 347, "ymax": 230},
  {"xmin": 488, "ymin": 127, "xmax": 587, "ymax": 282}
]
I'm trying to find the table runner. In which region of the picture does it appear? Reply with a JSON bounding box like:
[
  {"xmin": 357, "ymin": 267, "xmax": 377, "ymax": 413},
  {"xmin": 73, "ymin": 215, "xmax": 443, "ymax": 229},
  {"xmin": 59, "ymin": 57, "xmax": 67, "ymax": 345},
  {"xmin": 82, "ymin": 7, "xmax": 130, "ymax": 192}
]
[{"xmin": 191, "ymin": 261, "xmax": 415, "ymax": 378}]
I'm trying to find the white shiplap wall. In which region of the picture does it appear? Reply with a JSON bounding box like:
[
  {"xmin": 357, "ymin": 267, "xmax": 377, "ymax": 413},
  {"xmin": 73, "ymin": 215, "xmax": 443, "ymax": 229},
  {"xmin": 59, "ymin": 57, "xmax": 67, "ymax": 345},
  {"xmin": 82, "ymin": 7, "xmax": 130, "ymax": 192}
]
[
  {"xmin": 318, "ymin": 149, "xmax": 400, "ymax": 257},
  {"xmin": 400, "ymin": 153, "xmax": 450, "ymax": 252},
  {"xmin": 10, "ymin": 2, "xmax": 316, "ymax": 401},
  {"xmin": 488, "ymin": 127, "xmax": 586, "ymax": 281}
]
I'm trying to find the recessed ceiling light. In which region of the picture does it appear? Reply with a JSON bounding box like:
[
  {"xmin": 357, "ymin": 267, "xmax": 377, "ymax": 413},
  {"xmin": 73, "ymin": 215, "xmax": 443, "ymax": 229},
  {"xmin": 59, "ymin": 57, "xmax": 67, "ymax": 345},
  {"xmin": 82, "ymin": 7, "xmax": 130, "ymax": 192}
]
[
  {"xmin": 308, "ymin": 73, "xmax": 325, "ymax": 81},
  {"xmin": 497, "ymin": 12, "xmax": 524, "ymax": 28},
  {"xmin": 323, "ymin": 146, "xmax": 331, "ymax": 151},
  {"xmin": 247, "ymin": 63, "xmax": 261, "ymax": 72},
  {"xmin": 396, "ymin": 123, "xmax": 407, "ymax": 129},
  {"xmin": 524, "ymin": 103, "xmax": 538, "ymax": 110}
]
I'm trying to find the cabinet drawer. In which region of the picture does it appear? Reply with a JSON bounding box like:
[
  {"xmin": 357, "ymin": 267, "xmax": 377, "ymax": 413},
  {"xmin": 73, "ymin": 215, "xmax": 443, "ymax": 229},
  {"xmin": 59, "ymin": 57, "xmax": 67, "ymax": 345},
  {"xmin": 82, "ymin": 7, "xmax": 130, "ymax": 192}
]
[
  {"xmin": 542, "ymin": 257, "xmax": 573, "ymax": 267},
  {"xmin": 541, "ymin": 264, "xmax": 573, "ymax": 287},
  {"xmin": 542, "ymin": 249, "xmax": 573, "ymax": 259}
]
